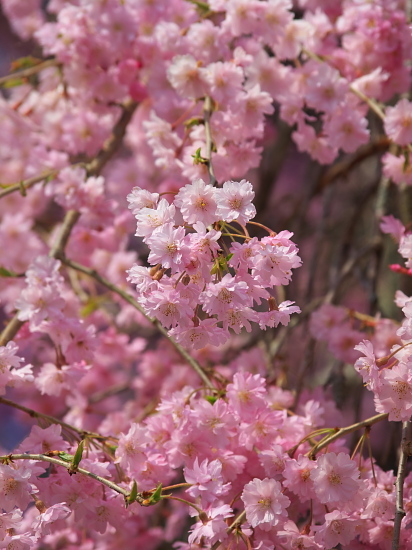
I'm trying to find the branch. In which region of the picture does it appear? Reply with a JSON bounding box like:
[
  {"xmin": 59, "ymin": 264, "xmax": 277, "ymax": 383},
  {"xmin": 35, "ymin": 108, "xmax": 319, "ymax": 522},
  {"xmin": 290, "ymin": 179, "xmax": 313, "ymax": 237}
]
[
  {"xmin": 0, "ymin": 453, "xmax": 136, "ymax": 502},
  {"xmin": 393, "ymin": 420, "xmax": 412, "ymax": 550},
  {"xmin": 203, "ymin": 96, "xmax": 216, "ymax": 186},
  {"xmin": 0, "ymin": 396, "xmax": 114, "ymax": 443},
  {"xmin": 211, "ymin": 510, "xmax": 247, "ymax": 550},
  {"xmin": 0, "ymin": 169, "xmax": 58, "ymax": 200},
  {"xmin": 85, "ymin": 98, "xmax": 137, "ymax": 177},
  {"xmin": 307, "ymin": 413, "xmax": 388, "ymax": 459},
  {"xmin": 58, "ymin": 256, "xmax": 215, "ymax": 389},
  {"xmin": 317, "ymin": 137, "xmax": 391, "ymax": 192}
]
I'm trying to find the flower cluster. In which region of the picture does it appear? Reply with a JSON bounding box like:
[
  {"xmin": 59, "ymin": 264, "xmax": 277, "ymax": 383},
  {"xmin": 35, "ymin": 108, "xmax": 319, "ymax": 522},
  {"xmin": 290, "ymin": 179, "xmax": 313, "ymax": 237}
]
[
  {"xmin": 127, "ymin": 179, "xmax": 301, "ymax": 348},
  {"xmin": 3, "ymin": 371, "xmax": 412, "ymax": 549},
  {"xmin": 1, "ymin": 0, "xmax": 412, "ymax": 548}
]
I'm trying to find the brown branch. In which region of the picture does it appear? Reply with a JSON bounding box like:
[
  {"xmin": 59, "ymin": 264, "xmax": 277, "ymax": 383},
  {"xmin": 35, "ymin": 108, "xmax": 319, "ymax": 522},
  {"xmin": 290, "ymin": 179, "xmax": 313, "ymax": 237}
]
[
  {"xmin": 0, "ymin": 396, "xmax": 113, "ymax": 442},
  {"xmin": 203, "ymin": 96, "xmax": 216, "ymax": 186},
  {"xmin": 307, "ymin": 413, "xmax": 388, "ymax": 459},
  {"xmin": 0, "ymin": 169, "xmax": 58, "ymax": 200},
  {"xmin": 58, "ymin": 256, "xmax": 215, "ymax": 390},
  {"xmin": 211, "ymin": 510, "xmax": 247, "ymax": 550},
  {"xmin": 393, "ymin": 420, "xmax": 412, "ymax": 550},
  {"xmin": 317, "ymin": 137, "xmax": 390, "ymax": 192},
  {"xmin": 85, "ymin": 98, "xmax": 137, "ymax": 177}
]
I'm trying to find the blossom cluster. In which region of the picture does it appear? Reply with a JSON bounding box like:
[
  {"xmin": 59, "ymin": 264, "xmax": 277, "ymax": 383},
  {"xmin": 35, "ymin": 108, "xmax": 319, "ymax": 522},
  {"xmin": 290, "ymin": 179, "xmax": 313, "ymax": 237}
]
[
  {"xmin": 127, "ymin": 178, "xmax": 301, "ymax": 348},
  {"xmin": 2, "ymin": 371, "xmax": 411, "ymax": 549},
  {"xmin": 1, "ymin": 0, "xmax": 412, "ymax": 548}
]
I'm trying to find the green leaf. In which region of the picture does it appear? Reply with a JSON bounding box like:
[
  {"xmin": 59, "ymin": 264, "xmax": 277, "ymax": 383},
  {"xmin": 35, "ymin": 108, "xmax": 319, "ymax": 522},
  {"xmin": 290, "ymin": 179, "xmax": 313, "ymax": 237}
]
[
  {"xmin": 10, "ymin": 56, "xmax": 43, "ymax": 71},
  {"xmin": 2, "ymin": 78, "xmax": 25, "ymax": 88},
  {"xmin": 147, "ymin": 483, "xmax": 163, "ymax": 505},
  {"xmin": 192, "ymin": 147, "xmax": 208, "ymax": 165},
  {"xmin": 71, "ymin": 440, "xmax": 85, "ymax": 470},
  {"xmin": 184, "ymin": 117, "xmax": 203, "ymax": 129},
  {"xmin": 57, "ymin": 452, "xmax": 74, "ymax": 463},
  {"xmin": 80, "ymin": 296, "xmax": 107, "ymax": 317},
  {"xmin": 0, "ymin": 267, "xmax": 18, "ymax": 278},
  {"xmin": 127, "ymin": 480, "xmax": 138, "ymax": 506},
  {"xmin": 205, "ymin": 395, "xmax": 217, "ymax": 405},
  {"xmin": 184, "ymin": 0, "xmax": 211, "ymax": 16}
]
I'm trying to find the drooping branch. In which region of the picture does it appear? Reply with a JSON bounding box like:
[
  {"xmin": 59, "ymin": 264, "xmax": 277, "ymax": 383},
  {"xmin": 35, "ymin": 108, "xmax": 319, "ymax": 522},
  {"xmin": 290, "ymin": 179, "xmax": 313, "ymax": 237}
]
[
  {"xmin": 0, "ymin": 453, "xmax": 135, "ymax": 502},
  {"xmin": 393, "ymin": 420, "xmax": 412, "ymax": 550},
  {"xmin": 203, "ymin": 95, "xmax": 216, "ymax": 186},
  {"xmin": 307, "ymin": 413, "xmax": 388, "ymax": 458},
  {"xmin": 0, "ymin": 169, "xmax": 58, "ymax": 200},
  {"xmin": 0, "ymin": 396, "xmax": 114, "ymax": 443}
]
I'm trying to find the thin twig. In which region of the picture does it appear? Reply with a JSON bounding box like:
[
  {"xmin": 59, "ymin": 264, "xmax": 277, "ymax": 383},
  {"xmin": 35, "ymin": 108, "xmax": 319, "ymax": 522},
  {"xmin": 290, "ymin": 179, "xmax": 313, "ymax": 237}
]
[
  {"xmin": 203, "ymin": 96, "xmax": 216, "ymax": 186},
  {"xmin": 307, "ymin": 413, "xmax": 388, "ymax": 458},
  {"xmin": 0, "ymin": 453, "xmax": 135, "ymax": 501},
  {"xmin": 58, "ymin": 256, "xmax": 215, "ymax": 389},
  {"xmin": 0, "ymin": 169, "xmax": 58, "ymax": 200},
  {"xmin": 318, "ymin": 138, "xmax": 390, "ymax": 192},
  {"xmin": 211, "ymin": 510, "xmax": 247, "ymax": 550},
  {"xmin": 0, "ymin": 396, "xmax": 112, "ymax": 442},
  {"xmin": 0, "ymin": 58, "xmax": 58, "ymax": 87},
  {"xmin": 86, "ymin": 98, "xmax": 137, "ymax": 177},
  {"xmin": 393, "ymin": 421, "xmax": 412, "ymax": 550}
]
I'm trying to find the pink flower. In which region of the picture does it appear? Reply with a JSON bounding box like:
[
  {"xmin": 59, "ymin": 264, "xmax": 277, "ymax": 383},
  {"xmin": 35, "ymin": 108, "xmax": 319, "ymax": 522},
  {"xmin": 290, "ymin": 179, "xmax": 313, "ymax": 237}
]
[
  {"xmin": 241, "ymin": 478, "xmax": 290, "ymax": 530},
  {"xmin": 167, "ymin": 54, "xmax": 209, "ymax": 98},
  {"xmin": 174, "ymin": 179, "xmax": 218, "ymax": 227},
  {"xmin": 278, "ymin": 520, "xmax": 322, "ymax": 550},
  {"xmin": 0, "ymin": 464, "xmax": 36, "ymax": 512},
  {"xmin": 282, "ymin": 455, "xmax": 316, "ymax": 501},
  {"xmin": 0, "ymin": 510, "xmax": 22, "ymax": 539},
  {"xmin": 144, "ymin": 286, "xmax": 193, "ymax": 328},
  {"xmin": 258, "ymin": 300, "xmax": 300, "ymax": 330},
  {"xmin": 314, "ymin": 510, "xmax": 360, "ymax": 548},
  {"xmin": 201, "ymin": 274, "xmax": 250, "ymax": 316},
  {"xmin": 382, "ymin": 152, "xmax": 412, "ymax": 186},
  {"xmin": 31, "ymin": 502, "xmax": 71, "ymax": 535},
  {"xmin": 135, "ymin": 199, "xmax": 176, "ymax": 238},
  {"xmin": 310, "ymin": 452, "xmax": 361, "ymax": 504},
  {"xmin": 226, "ymin": 372, "xmax": 267, "ymax": 420},
  {"xmin": 216, "ymin": 179, "xmax": 256, "ymax": 226},
  {"xmin": 354, "ymin": 340, "xmax": 380, "ymax": 391},
  {"xmin": 375, "ymin": 361, "xmax": 412, "ymax": 421},
  {"xmin": 127, "ymin": 186, "xmax": 159, "ymax": 214},
  {"xmin": 115, "ymin": 424, "xmax": 150, "ymax": 472},
  {"xmin": 184, "ymin": 458, "xmax": 230, "ymax": 504},
  {"xmin": 324, "ymin": 106, "xmax": 369, "ymax": 153},
  {"xmin": 188, "ymin": 504, "xmax": 233, "ymax": 545},
  {"xmin": 0, "ymin": 341, "xmax": 24, "ymax": 394},
  {"xmin": 18, "ymin": 424, "xmax": 69, "ymax": 454},
  {"xmin": 380, "ymin": 214, "xmax": 405, "ymax": 242},
  {"xmin": 146, "ymin": 223, "xmax": 188, "ymax": 271},
  {"xmin": 170, "ymin": 318, "xmax": 228, "ymax": 350},
  {"xmin": 384, "ymin": 98, "xmax": 412, "ymax": 146}
]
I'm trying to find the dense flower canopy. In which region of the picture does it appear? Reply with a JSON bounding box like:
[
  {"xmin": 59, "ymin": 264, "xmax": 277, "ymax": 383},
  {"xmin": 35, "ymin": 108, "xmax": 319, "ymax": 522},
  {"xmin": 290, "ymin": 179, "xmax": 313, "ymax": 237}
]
[{"xmin": 0, "ymin": 0, "xmax": 412, "ymax": 549}]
